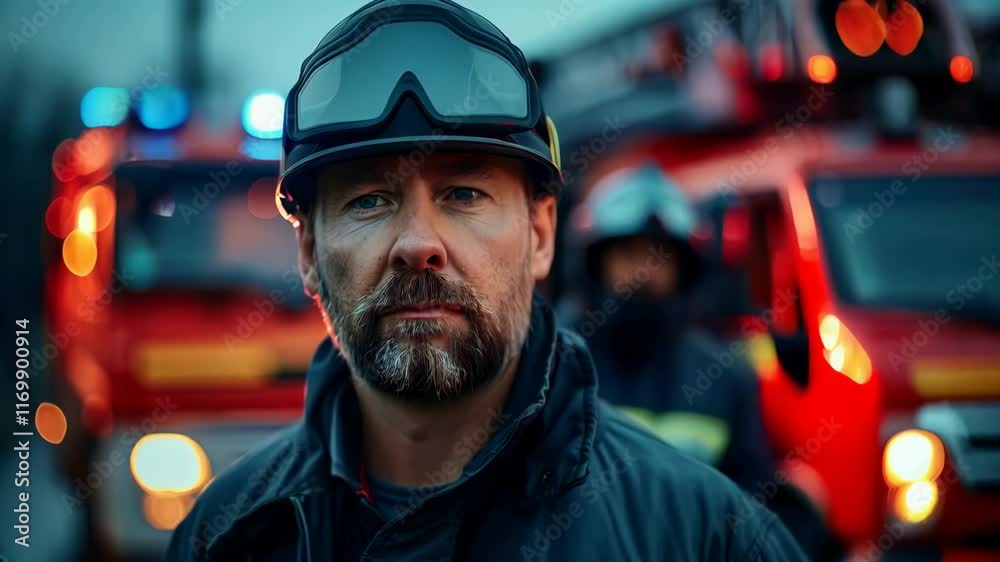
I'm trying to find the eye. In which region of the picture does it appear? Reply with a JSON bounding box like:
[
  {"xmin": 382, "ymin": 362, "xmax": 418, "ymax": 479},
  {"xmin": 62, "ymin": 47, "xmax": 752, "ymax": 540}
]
[
  {"xmin": 446, "ymin": 187, "xmax": 485, "ymax": 204},
  {"xmin": 348, "ymin": 193, "xmax": 388, "ymax": 212}
]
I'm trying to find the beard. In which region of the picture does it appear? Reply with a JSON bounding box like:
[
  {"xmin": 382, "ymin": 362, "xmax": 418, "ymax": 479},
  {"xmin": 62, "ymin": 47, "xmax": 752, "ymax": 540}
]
[{"xmin": 315, "ymin": 260, "xmax": 531, "ymax": 402}]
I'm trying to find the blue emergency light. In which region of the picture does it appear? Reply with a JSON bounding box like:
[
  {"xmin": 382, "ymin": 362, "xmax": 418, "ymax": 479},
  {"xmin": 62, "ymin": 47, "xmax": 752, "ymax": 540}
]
[
  {"xmin": 80, "ymin": 87, "xmax": 129, "ymax": 128},
  {"xmin": 240, "ymin": 138, "xmax": 281, "ymax": 161},
  {"xmin": 137, "ymin": 86, "xmax": 190, "ymax": 130},
  {"xmin": 242, "ymin": 90, "xmax": 285, "ymax": 139}
]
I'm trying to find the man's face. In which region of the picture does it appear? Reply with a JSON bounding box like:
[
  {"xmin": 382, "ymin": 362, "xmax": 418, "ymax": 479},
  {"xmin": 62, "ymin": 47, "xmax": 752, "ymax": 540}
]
[
  {"xmin": 601, "ymin": 236, "xmax": 679, "ymax": 300},
  {"xmin": 296, "ymin": 152, "xmax": 556, "ymax": 402}
]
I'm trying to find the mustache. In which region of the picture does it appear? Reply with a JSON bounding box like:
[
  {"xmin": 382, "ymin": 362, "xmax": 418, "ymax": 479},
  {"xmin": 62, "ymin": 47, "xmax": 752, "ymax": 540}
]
[{"xmin": 352, "ymin": 269, "xmax": 482, "ymax": 321}]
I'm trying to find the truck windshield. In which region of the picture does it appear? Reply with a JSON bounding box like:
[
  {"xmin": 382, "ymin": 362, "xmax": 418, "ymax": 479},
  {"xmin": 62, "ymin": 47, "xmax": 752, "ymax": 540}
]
[
  {"xmin": 809, "ymin": 175, "xmax": 1000, "ymax": 324},
  {"xmin": 113, "ymin": 162, "xmax": 307, "ymax": 306}
]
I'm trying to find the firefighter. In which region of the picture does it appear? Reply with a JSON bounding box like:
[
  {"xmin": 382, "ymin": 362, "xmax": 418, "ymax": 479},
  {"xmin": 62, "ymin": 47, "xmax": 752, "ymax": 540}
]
[
  {"xmin": 166, "ymin": 1, "xmax": 806, "ymax": 560},
  {"xmin": 559, "ymin": 164, "xmax": 775, "ymax": 492}
]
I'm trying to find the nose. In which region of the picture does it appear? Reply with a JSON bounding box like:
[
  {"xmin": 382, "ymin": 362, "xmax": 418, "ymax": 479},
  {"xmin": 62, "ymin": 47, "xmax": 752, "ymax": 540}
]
[{"xmin": 387, "ymin": 196, "xmax": 447, "ymax": 272}]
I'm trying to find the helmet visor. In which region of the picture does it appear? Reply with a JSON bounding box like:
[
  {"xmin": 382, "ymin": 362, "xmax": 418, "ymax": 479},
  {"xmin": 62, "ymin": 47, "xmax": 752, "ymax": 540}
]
[
  {"xmin": 589, "ymin": 170, "xmax": 697, "ymax": 240},
  {"xmin": 295, "ymin": 21, "xmax": 529, "ymax": 131}
]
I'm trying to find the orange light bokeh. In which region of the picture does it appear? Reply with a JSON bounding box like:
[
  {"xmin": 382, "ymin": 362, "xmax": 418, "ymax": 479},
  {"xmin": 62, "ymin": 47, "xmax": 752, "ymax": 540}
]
[
  {"xmin": 77, "ymin": 205, "xmax": 97, "ymax": 233},
  {"xmin": 63, "ymin": 230, "xmax": 98, "ymax": 277},
  {"xmin": 52, "ymin": 139, "xmax": 80, "ymax": 182},
  {"xmin": 950, "ymin": 56, "xmax": 974, "ymax": 83},
  {"xmin": 74, "ymin": 128, "xmax": 115, "ymax": 177},
  {"xmin": 36, "ymin": 402, "xmax": 68, "ymax": 445},
  {"xmin": 835, "ymin": 0, "xmax": 886, "ymax": 57},
  {"xmin": 143, "ymin": 493, "xmax": 195, "ymax": 531},
  {"xmin": 885, "ymin": 0, "xmax": 924, "ymax": 56},
  {"xmin": 80, "ymin": 184, "xmax": 117, "ymax": 232},
  {"xmin": 807, "ymin": 55, "xmax": 838, "ymax": 84}
]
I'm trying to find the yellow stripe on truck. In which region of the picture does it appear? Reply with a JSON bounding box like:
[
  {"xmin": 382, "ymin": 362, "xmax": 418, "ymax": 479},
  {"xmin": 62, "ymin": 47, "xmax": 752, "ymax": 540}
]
[
  {"xmin": 134, "ymin": 343, "xmax": 281, "ymax": 388},
  {"xmin": 911, "ymin": 360, "xmax": 1000, "ymax": 399}
]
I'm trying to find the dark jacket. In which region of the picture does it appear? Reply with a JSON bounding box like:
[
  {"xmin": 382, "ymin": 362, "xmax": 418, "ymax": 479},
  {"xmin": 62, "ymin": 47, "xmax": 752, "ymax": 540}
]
[
  {"xmin": 165, "ymin": 295, "xmax": 807, "ymax": 561},
  {"xmin": 583, "ymin": 319, "xmax": 775, "ymax": 493}
]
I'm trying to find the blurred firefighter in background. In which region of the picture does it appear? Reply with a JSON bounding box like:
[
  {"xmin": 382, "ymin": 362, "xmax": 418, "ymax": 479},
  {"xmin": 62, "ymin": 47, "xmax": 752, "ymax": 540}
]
[
  {"xmin": 558, "ymin": 164, "xmax": 773, "ymax": 491},
  {"xmin": 559, "ymin": 164, "xmax": 832, "ymax": 558}
]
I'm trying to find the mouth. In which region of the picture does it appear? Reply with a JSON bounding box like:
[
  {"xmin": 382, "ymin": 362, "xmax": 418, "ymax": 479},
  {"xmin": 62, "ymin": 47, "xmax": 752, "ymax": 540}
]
[{"xmin": 383, "ymin": 302, "xmax": 465, "ymax": 320}]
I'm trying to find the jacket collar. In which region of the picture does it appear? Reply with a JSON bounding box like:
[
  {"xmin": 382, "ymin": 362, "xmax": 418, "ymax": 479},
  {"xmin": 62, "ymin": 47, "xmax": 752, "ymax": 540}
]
[
  {"xmin": 321, "ymin": 291, "xmax": 598, "ymax": 497},
  {"xmin": 207, "ymin": 292, "xmax": 598, "ymax": 555}
]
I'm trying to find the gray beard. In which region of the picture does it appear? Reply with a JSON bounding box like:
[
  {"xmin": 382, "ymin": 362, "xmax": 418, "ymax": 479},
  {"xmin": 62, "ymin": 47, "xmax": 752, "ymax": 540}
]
[{"xmin": 315, "ymin": 265, "xmax": 532, "ymax": 402}]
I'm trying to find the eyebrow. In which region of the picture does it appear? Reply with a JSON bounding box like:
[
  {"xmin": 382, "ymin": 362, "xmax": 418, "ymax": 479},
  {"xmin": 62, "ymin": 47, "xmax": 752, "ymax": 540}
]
[{"xmin": 320, "ymin": 157, "xmax": 501, "ymax": 197}]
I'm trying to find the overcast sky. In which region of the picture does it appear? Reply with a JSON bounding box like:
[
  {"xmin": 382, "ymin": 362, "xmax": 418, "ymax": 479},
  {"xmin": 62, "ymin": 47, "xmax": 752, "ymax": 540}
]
[{"xmin": 2, "ymin": 0, "xmax": 678, "ymax": 129}]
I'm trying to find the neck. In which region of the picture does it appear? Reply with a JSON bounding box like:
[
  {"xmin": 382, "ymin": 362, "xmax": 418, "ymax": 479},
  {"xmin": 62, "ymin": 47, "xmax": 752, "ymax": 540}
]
[{"xmin": 352, "ymin": 356, "xmax": 520, "ymax": 488}]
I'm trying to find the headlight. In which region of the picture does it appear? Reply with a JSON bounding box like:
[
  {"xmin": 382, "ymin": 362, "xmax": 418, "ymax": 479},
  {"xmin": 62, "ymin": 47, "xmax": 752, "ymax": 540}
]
[
  {"xmin": 130, "ymin": 433, "xmax": 211, "ymax": 495},
  {"xmin": 892, "ymin": 480, "xmax": 938, "ymax": 524},
  {"xmin": 883, "ymin": 429, "xmax": 945, "ymax": 487},
  {"xmin": 143, "ymin": 493, "xmax": 197, "ymax": 531}
]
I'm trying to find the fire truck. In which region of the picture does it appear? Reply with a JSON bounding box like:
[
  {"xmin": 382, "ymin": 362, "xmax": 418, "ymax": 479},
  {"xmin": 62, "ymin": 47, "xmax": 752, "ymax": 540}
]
[
  {"xmin": 687, "ymin": 126, "xmax": 1000, "ymax": 562},
  {"xmin": 44, "ymin": 86, "xmax": 324, "ymax": 560},
  {"xmin": 536, "ymin": 0, "xmax": 1000, "ymax": 560}
]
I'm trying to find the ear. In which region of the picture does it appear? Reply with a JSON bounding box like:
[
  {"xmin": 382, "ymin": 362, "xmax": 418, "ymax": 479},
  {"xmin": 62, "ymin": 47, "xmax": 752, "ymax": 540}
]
[
  {"xmin": 296, "ymin": 213, "xmax": 320, "ymax": 298},
  {"xmin": 529, "ymin": 194, "xmax": 557, "ymax": 281}
]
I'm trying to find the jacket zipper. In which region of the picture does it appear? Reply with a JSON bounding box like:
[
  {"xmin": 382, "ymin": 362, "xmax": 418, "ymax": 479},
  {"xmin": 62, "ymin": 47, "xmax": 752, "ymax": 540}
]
[{"xmin": 290, "ymin": 496, "xmax": 313, "ymax": 562}]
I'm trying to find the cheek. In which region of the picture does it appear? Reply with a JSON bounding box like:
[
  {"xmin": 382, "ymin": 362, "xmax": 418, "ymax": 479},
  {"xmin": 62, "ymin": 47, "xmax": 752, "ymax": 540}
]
[
  {"xmin": 445, "ymin": 214, "xmax": 531, "ymax": 301},
  {"xmin": 318, "ymin": 228, "xmax": 390, "ymax": 301}
]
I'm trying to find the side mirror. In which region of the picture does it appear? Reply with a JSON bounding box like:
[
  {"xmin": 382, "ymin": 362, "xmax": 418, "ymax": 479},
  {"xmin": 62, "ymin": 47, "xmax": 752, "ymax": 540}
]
[{"xmin": 771, "ymin": 332, "xmax": 809, "ymax": 388}]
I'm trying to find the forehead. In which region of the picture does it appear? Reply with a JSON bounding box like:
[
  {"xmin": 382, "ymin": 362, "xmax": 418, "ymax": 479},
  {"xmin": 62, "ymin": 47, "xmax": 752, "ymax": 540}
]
[{"xmin": 317, "ymin": 151, "xmax": 527, "ymax": 190}]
